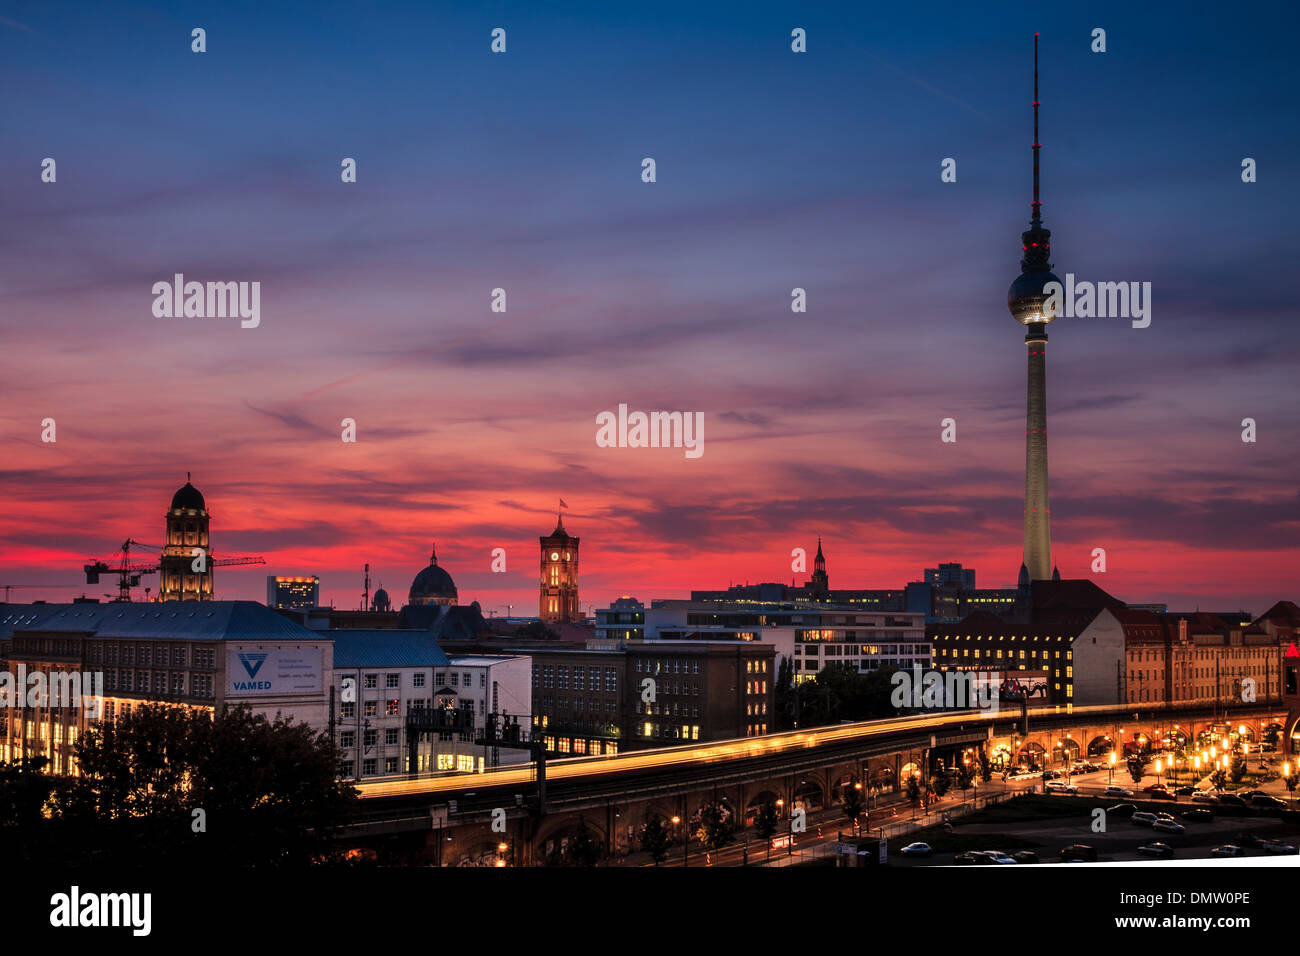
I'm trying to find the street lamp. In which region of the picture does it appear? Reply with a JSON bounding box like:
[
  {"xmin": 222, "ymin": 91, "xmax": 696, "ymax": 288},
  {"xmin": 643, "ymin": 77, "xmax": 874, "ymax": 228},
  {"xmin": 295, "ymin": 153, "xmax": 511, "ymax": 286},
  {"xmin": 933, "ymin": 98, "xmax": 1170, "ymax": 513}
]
[
  {"xmin": 671, "ymin": 815, "xmax": 687, "ymax": 867},
  {"xmin": 1109, "ymin": 751, "xmax": 1117, "ymax": 785}
]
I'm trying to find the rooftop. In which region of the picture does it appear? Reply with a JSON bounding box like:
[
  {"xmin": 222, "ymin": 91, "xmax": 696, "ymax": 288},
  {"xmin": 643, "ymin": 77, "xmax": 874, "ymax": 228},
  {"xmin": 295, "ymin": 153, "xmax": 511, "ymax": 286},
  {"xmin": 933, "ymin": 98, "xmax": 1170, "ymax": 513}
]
[
  {"xmin": 332, "ymin": 630, "xmax": 450, "ymax": 668},
  {"xmin": 2, "ymin": 601, "xmax": 320, "ymax": 642}
]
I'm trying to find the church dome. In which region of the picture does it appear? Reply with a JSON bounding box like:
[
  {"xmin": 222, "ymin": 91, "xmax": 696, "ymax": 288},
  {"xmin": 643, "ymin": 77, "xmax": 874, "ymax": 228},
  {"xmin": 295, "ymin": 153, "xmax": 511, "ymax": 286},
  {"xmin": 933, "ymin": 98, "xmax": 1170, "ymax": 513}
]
[
  {"xmin": 372, "ymin": 587, "xmax": 391, "ymax": 612},
  {"xmin": 170, "ymin": 479, "xmax": 206, "ymax": 511},
  {"xmin": 409, "ymin": 546, "xmax": 458, "ymax": 606}
]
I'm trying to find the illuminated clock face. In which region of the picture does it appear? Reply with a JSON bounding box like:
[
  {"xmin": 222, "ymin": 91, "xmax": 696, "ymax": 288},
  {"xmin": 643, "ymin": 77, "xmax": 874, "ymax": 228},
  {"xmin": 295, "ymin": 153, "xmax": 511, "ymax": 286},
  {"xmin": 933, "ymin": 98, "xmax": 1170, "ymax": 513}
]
[
  {"xmin": 551, "ymin": 552, "xmax": 559, "ymax": 561},
  {"xmin": 564, "ymin": 552, "xmax": 570, "ymax": 560}
]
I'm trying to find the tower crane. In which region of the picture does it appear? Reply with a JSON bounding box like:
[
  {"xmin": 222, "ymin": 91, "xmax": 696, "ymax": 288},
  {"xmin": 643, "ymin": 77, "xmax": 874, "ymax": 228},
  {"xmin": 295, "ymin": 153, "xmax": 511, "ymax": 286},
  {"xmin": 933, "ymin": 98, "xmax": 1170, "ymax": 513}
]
[{"xmin": 83, "ymin": 538, "xmax": 266, "ymax": 602}]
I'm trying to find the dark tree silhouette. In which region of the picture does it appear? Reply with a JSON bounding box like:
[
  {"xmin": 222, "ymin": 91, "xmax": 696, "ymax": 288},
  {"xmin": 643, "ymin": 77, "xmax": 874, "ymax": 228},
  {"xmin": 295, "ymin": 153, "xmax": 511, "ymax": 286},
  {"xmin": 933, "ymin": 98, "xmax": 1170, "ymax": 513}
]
[{"xmin": 639, "ymin": 816, "xmax": 671, "ymax": 865}]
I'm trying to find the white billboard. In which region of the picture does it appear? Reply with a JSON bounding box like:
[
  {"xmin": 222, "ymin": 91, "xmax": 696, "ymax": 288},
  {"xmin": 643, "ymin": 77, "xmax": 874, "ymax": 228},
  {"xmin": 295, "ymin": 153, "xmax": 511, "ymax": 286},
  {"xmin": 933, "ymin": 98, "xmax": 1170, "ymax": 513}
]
[{"xmin": 227, "ymin": 647, "xmax": 322, "ymax": 696}]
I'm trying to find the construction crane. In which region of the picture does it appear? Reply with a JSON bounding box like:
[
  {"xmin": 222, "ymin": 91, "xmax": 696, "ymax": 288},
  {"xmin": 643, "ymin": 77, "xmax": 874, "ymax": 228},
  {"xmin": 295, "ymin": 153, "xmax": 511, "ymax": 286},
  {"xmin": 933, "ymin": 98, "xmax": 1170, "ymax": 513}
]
[{"xmin": 83, "ymin": 538, "xmax": 266, "ymax": 602}]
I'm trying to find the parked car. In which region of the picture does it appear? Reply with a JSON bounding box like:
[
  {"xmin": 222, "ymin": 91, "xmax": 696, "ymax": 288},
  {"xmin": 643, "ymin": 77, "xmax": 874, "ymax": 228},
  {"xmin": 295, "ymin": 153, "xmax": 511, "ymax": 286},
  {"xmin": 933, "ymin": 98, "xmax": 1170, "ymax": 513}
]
[
  {"xmin": 954, "ymin": 851, "xmax": 980, "ymax": 865},
  {"xmin": 1107, "ymin": 803, "xmax": 1138, "ymax": 817},
  {"xmin": 1045, "ymin": 781, "xmax": 1078, "ymax": 795},
  {"xmin": 1012, "ymin": 850, "xmax": 1040, "ymax": 864},
  {"xmin": 1153, "ymin": 819, "xmax": 1186, "ymax": 834},
  {"xmin": 1143, "ymin": 783, "xmax": 1170, "ymax": 794},
  {"xmin": 1131, "ymin": 811, "xmax": 1158, "ymax": 826},
  {"xmin": 1259, "ymin": 840, "xmax": 1298, "ymax": 855},
  {"xmin": 900, "ymin": 842, "xmax": 932, "ymax": 857},
  {"xmin": 1181, "ymin": 808, "xmax": 1214, "ymax": 822},
  {"xmin": 1173, "ymin": 786, "xmax": 1196, "ymax": 796},
  {"xmin": 983, "ymin": 850, "xmax": 1018, "ymax": 865},
  {"xmin": 1043, "ymin": 770, "xmax": 1062, "ymax": 780},
  {"xmin": 1191, "ymin": 792, "xmax": 1220, "ymax": 804},
  {"xmin": 1059, "ymin": 844, "xmax": 1098, "ymax": 862},
  {"xmin": 1210, "ymin": 844, "xmax": 1245, "ymax": 857},
  {"xmin": 1104, "ymin": 786, "xmax": 1134, "ymax": 798},
  {"xmin": 1137, "ymin": 842, "xmax": 1174, "ymax": 858},
  {"xmin": 1148, "ymin": 789, "xmax": 1177, "ymax": 801},
  {"xmin": 1217, "ymin": 794, "xmax": 1248, "ymax": 807},
  {"xmin": 1250, "ymin": 795, "xmax": 1288, "ymax": 811}
]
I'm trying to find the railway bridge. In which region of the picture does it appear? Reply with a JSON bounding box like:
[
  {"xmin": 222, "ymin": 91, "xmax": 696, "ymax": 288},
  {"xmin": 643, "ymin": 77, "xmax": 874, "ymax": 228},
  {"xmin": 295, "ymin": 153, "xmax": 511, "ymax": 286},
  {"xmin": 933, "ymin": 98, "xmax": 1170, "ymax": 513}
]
[{"xmin": 345, "ymin": 700, "xmax": 1287, "ymax": 866}]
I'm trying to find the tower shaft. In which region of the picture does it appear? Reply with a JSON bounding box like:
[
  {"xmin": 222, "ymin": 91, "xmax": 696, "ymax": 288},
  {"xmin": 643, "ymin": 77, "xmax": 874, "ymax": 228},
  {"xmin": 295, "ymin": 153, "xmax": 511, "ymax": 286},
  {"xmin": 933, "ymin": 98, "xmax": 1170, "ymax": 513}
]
[{"xmin": 1023, "ymin": 329, "xmax": 1051, "ymax": 579}]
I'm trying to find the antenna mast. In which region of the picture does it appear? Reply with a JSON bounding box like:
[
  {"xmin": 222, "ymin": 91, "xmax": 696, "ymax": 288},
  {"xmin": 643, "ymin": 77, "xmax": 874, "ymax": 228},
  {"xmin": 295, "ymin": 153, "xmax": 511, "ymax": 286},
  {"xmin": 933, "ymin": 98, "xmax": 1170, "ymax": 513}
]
[{"xmin": 1031, "ymin": 32, "xmax": 1041, "ymax": 226}]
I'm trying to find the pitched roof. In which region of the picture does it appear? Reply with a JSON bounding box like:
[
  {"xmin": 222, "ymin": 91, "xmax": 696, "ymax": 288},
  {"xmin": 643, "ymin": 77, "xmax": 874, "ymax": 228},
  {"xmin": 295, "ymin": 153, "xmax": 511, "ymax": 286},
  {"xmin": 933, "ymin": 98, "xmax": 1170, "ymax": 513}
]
[
  {"xmin": 1111, "ymin": 607, "xmax": 1168, "ymax": 642},
  {"xmin": 1029, "ymin": 579, "xmax": 1126, "ymax": 612},
  {"xmin": 7, "ymin": 601, "xmax": 320, "ymax": 642},
  {"xmin": 934, "ymin": 607, "xmax": 1104, "ymax": 640},
  {"xmin": 1256, "ymin": 600, "xmax": 1300, "ymax": 627},
  {"xmin": 331, "ymin": 630, "xmax": 450, "ymax": 668},
  {"xmin": 0, "ymin": 603, "xmax": 78, "ymax": 638}
]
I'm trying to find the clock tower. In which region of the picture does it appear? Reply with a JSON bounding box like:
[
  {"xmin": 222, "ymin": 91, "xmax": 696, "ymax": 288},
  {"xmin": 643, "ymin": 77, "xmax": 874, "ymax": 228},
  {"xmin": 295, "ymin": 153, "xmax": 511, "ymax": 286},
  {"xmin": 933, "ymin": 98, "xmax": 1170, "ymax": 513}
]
[{"xmin": 539, "ymin": 509, "xmax": 580, "ymax": 623}]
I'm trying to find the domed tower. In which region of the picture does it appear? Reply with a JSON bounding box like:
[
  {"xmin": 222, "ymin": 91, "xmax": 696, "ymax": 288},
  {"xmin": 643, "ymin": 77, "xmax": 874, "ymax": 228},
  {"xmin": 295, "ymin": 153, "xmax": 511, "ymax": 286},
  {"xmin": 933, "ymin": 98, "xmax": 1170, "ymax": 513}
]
[
  {"xmin": 1007, "ymin": 34, "xmax": 1060, "ymax": 583},
  {"xmin": 408, "ymin": 545, "xmax": 458, "ymax": 607},
  {"xmin": 539, "ymin": 507, "xmax": 579, "ymax": 623},
  {"xmin": 159, "ymin": 474, "xmax": 212, "ymax": 601},
  {"xmin": 372, "ymin": 587, "xmax": 391, "ymax": 612}
]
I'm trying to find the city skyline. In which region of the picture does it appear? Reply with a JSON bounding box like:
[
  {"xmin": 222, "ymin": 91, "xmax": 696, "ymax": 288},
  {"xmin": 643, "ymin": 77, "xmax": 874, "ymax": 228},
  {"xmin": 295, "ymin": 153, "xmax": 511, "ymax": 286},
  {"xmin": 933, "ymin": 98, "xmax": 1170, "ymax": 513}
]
[{"xmin": 2, "ymin": 4, "xmax": 1297, "ymax": 615}]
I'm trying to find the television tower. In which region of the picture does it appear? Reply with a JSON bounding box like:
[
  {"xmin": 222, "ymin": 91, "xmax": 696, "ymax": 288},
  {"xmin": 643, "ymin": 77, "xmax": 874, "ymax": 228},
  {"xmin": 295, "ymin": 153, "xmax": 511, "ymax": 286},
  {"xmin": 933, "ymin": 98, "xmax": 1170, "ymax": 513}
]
[{"xmin": 1007, "ymin": 34, "xmax": 1062, "ymax": 583}]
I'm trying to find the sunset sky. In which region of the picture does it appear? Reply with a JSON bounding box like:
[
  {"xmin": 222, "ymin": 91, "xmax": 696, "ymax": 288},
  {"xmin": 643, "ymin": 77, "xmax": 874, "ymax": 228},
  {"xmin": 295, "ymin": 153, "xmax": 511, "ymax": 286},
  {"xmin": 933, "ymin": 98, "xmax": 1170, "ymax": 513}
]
[{"xmin": 2, "ymin": 2, "xmax": 1297, "ymax": 616}]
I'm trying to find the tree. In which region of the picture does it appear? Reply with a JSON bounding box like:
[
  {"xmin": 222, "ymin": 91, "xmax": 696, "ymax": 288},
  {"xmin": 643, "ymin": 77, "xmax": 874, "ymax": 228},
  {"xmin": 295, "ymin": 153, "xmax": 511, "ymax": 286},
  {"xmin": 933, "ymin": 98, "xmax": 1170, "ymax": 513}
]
[
  {"xmin": 562, "ymin": 826, "xmax": 603, "ymax": 867},
  {"xmin": 906, "ymin": 774, "xmax": 921, "ymax": 806},
  {"xmin": 1230, "ymin": 757, "xmax": 1247, "ymax": 784},
  {"xmin": 1209, "ymin": 769, "xmax": 1228, "ymax": 791},
  {"xmin": 840, "ymin": 785, "xmax": 865, "ymax": 833},
  {"xmin": 978, "ymin": 749, "xmax": 992, "ymax": 783},
  {"xmin": 754, "ymin": 800, "xmax": 779, "ymax": 860},
  {"xmin": 775, "ymin": 657, "xmax": 797, "ymax": 730},
  {"xmin": 695, "ymin": 802, "xmax": 733, "ymax": 853},
  {"xmin": 956, "ymin": 763, "xmax": 974, "ymax": 792},
  {"xmin": 930, "ymin": 773, "xmax": 950, "ymax": 799},
  {"xmin": 0, "ymin": 756, "xmax": 70, "ymax": 863},
  {"xmin": 62, "ymin": 702, "xmax": 356, "ymax": 865},
  {"xmin": 639, "ymin": 816, "xmax": 670, "ymax": 865},
  {"xmin": 1127, "ymin": 755, "xmax": 1147, "ymax": 785},
  {"xmin": 1284, "ymin": 770, "xmax": 1300, "ymax": 806}
]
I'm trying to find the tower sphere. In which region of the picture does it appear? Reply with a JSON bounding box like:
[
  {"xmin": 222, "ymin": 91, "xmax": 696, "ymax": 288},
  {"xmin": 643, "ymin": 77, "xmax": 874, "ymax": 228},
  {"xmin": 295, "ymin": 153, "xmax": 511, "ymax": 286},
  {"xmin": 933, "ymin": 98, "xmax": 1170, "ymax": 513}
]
[{"xmin": 1008, "ymin": 269, "xmax": 1062, "ymax": 326}]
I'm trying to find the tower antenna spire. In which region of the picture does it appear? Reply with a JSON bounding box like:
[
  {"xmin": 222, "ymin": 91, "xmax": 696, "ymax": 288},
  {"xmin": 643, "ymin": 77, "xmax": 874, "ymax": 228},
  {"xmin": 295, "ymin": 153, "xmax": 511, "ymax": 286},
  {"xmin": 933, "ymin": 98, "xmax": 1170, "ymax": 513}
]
[{"xmin": 1031, "ymin": 32, "xmax": 1041, "ymax": 226}]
